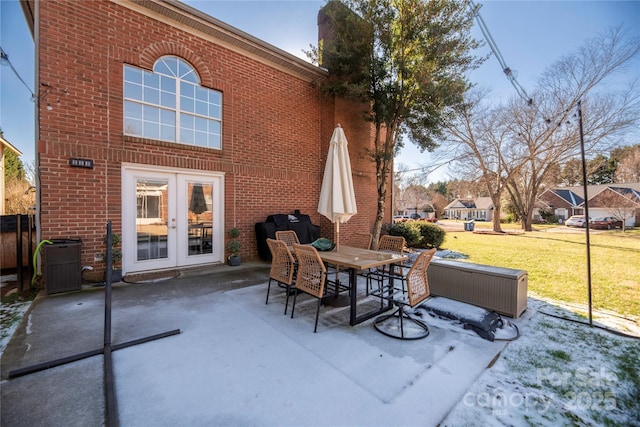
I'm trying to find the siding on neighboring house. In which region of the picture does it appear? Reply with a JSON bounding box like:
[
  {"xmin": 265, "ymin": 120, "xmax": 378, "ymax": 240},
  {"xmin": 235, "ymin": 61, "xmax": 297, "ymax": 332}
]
[
  {"xmin": 30, "ymin": 0, "xmax": 386, "ymax": 275},
  {"xmin": 444, "ymin": 197, "xmax": 493, "ymax": 221},
  {"xmin": 1, "ymin": 135, "xmax": 23, "ymax": 215}
]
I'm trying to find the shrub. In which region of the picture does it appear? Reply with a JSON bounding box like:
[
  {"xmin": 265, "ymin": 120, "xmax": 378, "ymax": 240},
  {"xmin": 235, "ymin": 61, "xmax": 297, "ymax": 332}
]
[
  {"xmin": 540, "ymin": 211, "xmax": 558, "ymax": 224},
  {"xmin": 388, "ymin": 222, "xmax": 422, "ymax": 247},
  {"xmin": 502, "ymin": 214, "xmax": 515, "ymax": 223},
  {"xmin": 387, "ymin": 221, "xmax": 446, "ymax": 249},
  {"xmin": 227, "ymin": 228, "xmax": 241, "ymax": 255},
  {"xmin": 415, "ymin": 221, "xmax": 445, "ymax": 249}
]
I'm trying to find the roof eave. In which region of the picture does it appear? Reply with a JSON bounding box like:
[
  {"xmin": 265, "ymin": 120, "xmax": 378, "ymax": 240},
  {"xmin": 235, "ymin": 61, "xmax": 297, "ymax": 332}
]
[
  {"xmin": 18, "ymin": 0, "xmax": 35, "ymax": 38},
  {"xmin": 1, "ymin": 135, "xmax": 23, "ymax": 156},
  {"xmin": 119, "ymin": 0, "xmax": 327, "ymax": 83}
]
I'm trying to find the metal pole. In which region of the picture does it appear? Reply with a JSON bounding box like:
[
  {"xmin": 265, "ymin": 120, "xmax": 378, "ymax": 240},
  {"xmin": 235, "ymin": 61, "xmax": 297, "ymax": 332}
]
[
  {"xmin": 105, "ymin": 221, "xmax": 113, "ymax": 347},
  {"xmin": 578, "ymin": 100, "xmax": 593, "ymax": 327},
  {"xmin": 16, "ymin": 214, "xmax": 23, "ymax": 292},
  {"xmin": 9, "ymin": 219, "xmax": 179, "ymax": 426},
  {"xmin": 104, "ymin": 221, "xmax": 118, "ymax": 426},
  {"xmin": 28, "ymin": 213, "xmax": 34, "ymax": 284}
]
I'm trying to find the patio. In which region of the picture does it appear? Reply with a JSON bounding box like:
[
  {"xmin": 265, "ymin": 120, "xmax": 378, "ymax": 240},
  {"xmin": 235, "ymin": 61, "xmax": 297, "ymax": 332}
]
[{"xmin": 1, "ymin": 262, "xmax": 512, "ymax": 426}]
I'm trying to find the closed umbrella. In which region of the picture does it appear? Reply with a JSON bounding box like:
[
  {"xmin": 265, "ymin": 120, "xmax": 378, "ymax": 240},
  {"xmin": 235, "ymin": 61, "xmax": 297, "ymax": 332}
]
[
  {"xmin": 189, "ymin": 183, "xmax": 207, "ymax": 222},
  {"xmin": 318, "ymin": 124, "xmax": 357, "ymax": 250}
]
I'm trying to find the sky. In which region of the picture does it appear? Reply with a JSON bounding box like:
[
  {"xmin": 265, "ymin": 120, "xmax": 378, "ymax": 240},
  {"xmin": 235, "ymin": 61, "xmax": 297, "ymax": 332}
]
[{"xmin": 1, "ymin": 0, "xmax": 639, "ymax": 182}]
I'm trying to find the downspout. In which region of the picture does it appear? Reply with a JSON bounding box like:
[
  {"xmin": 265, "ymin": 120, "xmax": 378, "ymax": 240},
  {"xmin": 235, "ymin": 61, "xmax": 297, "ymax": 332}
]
[{"xmin": 33, "ymin": 1, "xmax": 42, "ymax": 270}]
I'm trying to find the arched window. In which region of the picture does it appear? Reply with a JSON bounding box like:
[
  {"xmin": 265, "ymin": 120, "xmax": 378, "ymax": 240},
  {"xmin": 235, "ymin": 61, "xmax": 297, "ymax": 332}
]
[{"xmin": 124, "ymin": 56, "xmax": 222, "ymax": 149}]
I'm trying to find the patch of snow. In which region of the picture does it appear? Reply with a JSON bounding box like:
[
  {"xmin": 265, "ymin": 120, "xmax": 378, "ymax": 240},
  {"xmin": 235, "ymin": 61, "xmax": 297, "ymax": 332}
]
[
  {"xmin": 435, "ymin": 249, "xmax": 468, "ymax": 259},
  {"xmin": 0, "ymin": 299, "xmax": 32, "ymax": 358}
]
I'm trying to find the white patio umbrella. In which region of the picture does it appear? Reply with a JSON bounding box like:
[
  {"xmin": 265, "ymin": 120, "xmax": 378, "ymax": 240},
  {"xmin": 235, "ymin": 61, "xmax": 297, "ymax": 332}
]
[{"xmin": 318, "ymin": 124, "xmax": 357, "ymax": 250}]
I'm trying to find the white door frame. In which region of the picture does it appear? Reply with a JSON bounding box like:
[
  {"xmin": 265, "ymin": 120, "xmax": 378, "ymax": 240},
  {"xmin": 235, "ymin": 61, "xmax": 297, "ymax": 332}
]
[{"xmin": 122, "ymin": 164, "xmax": 225, "ymax": 274}]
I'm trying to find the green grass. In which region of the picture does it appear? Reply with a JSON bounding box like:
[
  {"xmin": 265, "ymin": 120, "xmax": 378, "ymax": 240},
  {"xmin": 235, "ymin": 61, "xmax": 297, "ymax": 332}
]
[{"xmin": 438, "ymin": 224, "xmax": 640, "ymax": 318}]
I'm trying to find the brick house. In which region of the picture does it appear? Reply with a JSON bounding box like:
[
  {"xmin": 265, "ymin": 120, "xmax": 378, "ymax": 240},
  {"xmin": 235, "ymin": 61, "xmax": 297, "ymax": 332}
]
[
  {"xmin": 537, "ymin": 188, "xmax": 585, "ymax": 222},
  {"xmin": 581, "ymin": 185, "xmax": 640, "ymax": 227},
  {"xmin": 21, "ymin": 0, "xmax": 385, "ymax": 277},
  {"xmin": 538, "ymin": 184, "xmax": 640, "ymax": 226}
]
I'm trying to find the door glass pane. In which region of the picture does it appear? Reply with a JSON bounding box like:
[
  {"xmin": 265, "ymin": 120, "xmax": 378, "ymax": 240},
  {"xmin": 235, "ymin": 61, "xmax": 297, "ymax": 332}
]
[
  {"xmin": 136, "ymin": 179, "xmax": 169, "ymax": 261},
  {"xmin": 187, "ymin": 182, "xmax": 213, "ymax": 256}
]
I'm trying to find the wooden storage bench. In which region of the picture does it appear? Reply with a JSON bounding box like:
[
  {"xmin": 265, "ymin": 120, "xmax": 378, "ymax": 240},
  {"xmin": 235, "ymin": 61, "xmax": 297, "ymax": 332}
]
[{"xmin": 427, "ymin": 258, "xmax": 528, "ymax": 318}]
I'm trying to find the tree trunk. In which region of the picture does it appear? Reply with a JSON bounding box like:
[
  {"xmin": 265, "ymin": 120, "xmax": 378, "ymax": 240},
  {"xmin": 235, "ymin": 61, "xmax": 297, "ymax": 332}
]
[
  {"xmin": 371, "ymin": 123, "xmax": 394, "ymax": 249},
  {"xmin": 523, "ymin": 197, "xmax": 537, "ymax": 231},
  {"xmin": 491, "ymin": 205, "xmax": 503, "ymax": 232},
  {"xmin": 372, "ymin": 194, "xmax": 385, "ymax": 250}
]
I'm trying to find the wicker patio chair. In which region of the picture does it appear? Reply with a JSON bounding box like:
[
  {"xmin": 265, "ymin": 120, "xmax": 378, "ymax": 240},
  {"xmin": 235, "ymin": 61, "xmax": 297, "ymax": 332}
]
[
  {"xmin": 276, "ymin": 230, "xmax": 301, "ymax": 263},
  {"xmin": 376, "ymin": 235, "xmax": 405, "ymax": 255},
  {"xmin": 372, "ymin": 248, "xmax": 437, "ymax": 340},
  {"xmin": 368, "ymin": 235, "xmax": 407, "ymax": 294},
  {"xmin": 266, "ymin": 238, "xmax": 297, "ymax": 314},
  {"xmin": 349, "ymin": 232, "xmax": 372, "ymax": 250},
  {"xmin": 290, "ymin": 243, "xmax": 328, "ymax": 333},
  {"xmin": 275, "ymin": 230, "xmax": 300, "ymax": 246}
]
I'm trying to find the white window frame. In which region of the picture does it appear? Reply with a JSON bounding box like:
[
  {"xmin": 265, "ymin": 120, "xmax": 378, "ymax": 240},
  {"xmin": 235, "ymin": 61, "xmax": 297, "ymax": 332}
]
[{"xmin": 124, "ymin": 56, "xmax": 222, "ymax": 149}]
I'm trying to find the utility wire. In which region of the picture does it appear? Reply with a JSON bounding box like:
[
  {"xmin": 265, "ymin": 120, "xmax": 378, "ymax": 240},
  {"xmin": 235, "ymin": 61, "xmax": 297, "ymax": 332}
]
[
  {"xmin": 1, "ymin": 46, "xmax": 36, "ymax": 101},
  {"xmin": 470, "ymin": 1, "xmax": 533, "ymax": 105}
]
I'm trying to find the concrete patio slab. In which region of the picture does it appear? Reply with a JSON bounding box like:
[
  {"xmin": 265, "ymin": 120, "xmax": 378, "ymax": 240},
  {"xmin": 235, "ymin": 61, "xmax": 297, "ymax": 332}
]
[{"xmin": 1, "ymin": 262, "xmax": 510, "ymax": 426}]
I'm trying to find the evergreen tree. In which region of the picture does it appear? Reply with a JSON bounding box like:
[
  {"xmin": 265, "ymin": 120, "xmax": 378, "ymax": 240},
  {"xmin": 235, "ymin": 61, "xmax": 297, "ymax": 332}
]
[
  {"xmin": 312, "ymin": 0, "xmax": 481, "ymax": 245},
  {"xmin": 4, "ymin": 149, "xmax": 25, "ymax": 180}
]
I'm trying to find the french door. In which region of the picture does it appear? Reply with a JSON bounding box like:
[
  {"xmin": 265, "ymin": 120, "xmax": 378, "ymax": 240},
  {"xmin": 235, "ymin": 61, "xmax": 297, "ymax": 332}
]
[{"xmin": 122, "ymin": 165, "xmax": 224, "ymax": 274}]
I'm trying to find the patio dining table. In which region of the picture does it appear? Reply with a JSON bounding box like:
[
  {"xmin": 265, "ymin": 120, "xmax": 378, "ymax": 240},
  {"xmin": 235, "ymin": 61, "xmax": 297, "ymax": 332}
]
[{"xmin": 313, "ymin": 245, "xmax": 409, "ymax": 326}]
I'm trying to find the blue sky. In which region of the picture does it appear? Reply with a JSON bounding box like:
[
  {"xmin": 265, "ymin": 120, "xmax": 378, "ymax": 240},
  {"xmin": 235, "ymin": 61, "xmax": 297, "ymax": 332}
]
[{"xmin": 1, "ymin": 0, "xmax": 639, "ymax": 180}]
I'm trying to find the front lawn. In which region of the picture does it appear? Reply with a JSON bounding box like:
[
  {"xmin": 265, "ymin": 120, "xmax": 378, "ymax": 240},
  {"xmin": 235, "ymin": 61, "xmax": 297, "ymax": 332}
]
[{"xmin": 439, "ymin": 226, "xmax": 640, "ymax": 319}]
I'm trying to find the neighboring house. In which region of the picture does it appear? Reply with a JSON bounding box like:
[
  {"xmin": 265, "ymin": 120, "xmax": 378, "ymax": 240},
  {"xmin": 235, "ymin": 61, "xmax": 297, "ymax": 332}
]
[
  {"xmin": 538, "ymin": 184, "xmax": 640, "ymax": 226},
  {"xmin": 537, "ymin": 188, "xmax": 585, "ymax": 222},
  {"xmin": 587, "ymin": 185, "xmax": 640, "ymax": 227},
  {"xmin": 395, "ymin": 201, "xmax": 436, "ymax": 219},
  {"xmin": 444, "ymin": 197, "xmax": 494, "ymax": 221},
  {"xmin": 21, "ymin": 0, "xmax": 385, "ymax": 277},
  {"xmin": 0, "ymin": 135, "xmax": 23, "ymax": 215}
]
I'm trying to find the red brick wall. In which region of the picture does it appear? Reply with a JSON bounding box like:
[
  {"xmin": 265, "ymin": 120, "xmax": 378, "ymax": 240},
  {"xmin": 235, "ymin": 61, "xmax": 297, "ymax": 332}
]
[
  {"xmin": 538, "ymin": 191, "xmax": 573, "ymax": 210},
  {"xmin": 36, "ymin": 0, "xmax": 388, "ymax": 272}
]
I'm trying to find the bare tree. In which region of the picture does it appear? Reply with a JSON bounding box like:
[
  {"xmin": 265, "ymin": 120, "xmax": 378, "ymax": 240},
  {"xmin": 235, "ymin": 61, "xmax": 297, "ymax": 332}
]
[
  {"xmin": 615, "ymin": 144, "xmax": 640, "ymax": 183},
  {"xmin": 450, "ymin": 27, "xmax": 640, "ymax": 231},
  {"xmin": 392, "ymin": 165, "xmax": 409, "ymax": 215},
  {"xmin": 445, "ymin": 178, "xmax": 489, "ymax": 200},
  {"xmin": 559, "ymin": 158, "xmax": 584, "ymax": 186},
  {"xmin": 445, "ymin": 91, "xmax": 529, "ymax": 232},
  {"xmin": 508, "ymin": 28, "xmax": 640, "ymax": 231},
  {"xmin": 403, "ymin": 184, "xmax": 430, "ymax": 217},
  {"xmin": 430, "ymin": 192, "xmax": 449, "ymax": 218},
  {"xmin": 507, "ymin": 78, "xmax": 640, "ymax": 230},
  {"xmin": 590, "ymin": 188, "xmax": 638, "ymax": 232}
]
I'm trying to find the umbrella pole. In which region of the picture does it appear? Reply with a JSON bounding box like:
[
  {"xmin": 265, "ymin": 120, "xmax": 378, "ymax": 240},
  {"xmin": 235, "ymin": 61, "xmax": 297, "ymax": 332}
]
[
  {"xmin": 336, "ymin": 222, "xmax": 340, "ymax": 284},
  {"xmin": 334, "ymin": 222, "xmax": 342, "ymax": 300}
]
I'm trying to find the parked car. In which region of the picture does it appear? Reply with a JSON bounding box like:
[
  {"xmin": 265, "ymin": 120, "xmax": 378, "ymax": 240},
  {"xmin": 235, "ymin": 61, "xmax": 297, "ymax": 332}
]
[
  {"xmin": 418, "ymin": 217, "xmax": 438, "ymax": 223},
  {"xmin": 589, "ymin": 216, "xmax": 623, "ymax": 230},
  {"xmin": 565, "ymin": 215, "xmax": 589, "ymax": 228},
  {"xmin": 393, "ymin": 215, "xmax": 411, "ymax": 223}
]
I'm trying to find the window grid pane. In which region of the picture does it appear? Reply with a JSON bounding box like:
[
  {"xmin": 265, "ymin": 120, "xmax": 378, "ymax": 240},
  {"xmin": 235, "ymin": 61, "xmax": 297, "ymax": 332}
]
[{"xmin": 124, "ymin": 61, "xmax": 221, "ymax": 148}]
